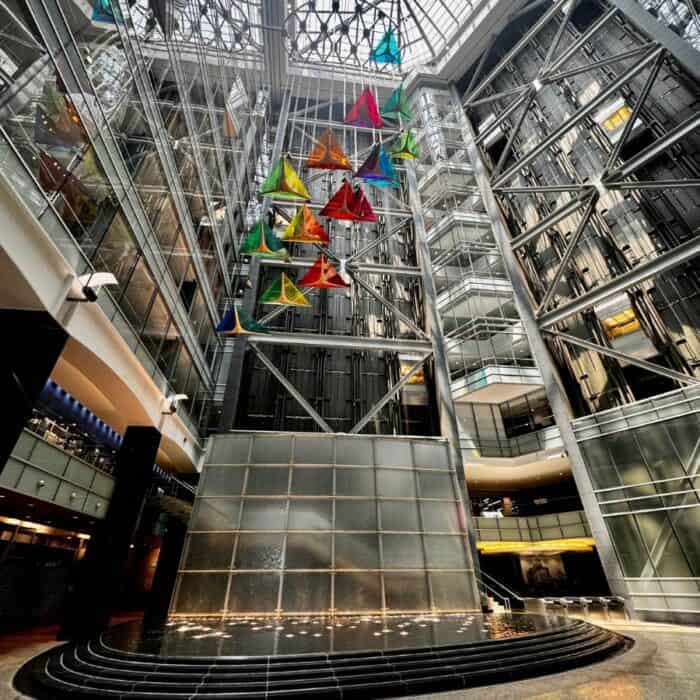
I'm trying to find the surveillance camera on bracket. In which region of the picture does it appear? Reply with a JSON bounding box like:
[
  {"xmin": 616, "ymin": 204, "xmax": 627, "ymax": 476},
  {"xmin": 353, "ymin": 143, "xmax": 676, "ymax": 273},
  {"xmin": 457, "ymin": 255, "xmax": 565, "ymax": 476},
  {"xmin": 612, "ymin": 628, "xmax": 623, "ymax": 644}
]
[
  {"xmin": 67, "ymin": 272, "xmax": 118, "ymax": 302},
  {"xmin": 161, "ymin": 394, "xmax": 189, "ymax": 415}
]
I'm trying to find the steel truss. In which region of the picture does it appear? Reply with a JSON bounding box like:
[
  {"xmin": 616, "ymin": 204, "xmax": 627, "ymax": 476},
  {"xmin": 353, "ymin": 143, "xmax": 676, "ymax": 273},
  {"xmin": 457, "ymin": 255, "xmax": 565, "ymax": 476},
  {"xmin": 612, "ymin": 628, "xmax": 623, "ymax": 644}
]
[{"xmin": 462, "ymin": 0, "xmax": 700, "ymax": 392}]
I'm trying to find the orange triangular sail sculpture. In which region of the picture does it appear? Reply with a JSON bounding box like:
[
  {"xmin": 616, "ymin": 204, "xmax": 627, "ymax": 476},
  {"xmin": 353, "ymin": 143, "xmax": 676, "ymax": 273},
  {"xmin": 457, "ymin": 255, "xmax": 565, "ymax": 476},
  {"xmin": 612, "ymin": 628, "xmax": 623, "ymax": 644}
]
[
  {"xmin": 344, "ymin": 88, "xmax": 383, "ymax": 128},
  {"xmin": 299, "ymin": 254, "xmax": 349, "ymax": 288},
  {"xmin": 305, "ymin": 128, "xmax": 351, "ymax": 171},
  {"xmin": 281, "ymin": 205, "xmax": 330, "ymax": 243}
]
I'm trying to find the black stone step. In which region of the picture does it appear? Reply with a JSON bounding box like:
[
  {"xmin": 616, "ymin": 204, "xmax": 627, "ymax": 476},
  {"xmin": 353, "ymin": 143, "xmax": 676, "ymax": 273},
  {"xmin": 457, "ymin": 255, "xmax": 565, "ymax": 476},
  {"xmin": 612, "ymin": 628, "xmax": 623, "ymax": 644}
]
[{"xmin": 16, "ymin": 620, "xmax": 629, "ymax": 700}]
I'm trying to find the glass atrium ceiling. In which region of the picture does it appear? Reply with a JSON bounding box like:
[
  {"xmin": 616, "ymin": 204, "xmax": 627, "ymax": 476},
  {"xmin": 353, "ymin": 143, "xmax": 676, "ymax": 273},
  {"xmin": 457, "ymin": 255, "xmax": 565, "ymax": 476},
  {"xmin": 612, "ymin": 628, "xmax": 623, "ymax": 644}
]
[{"xmin": 127, "ymin": 0, "xmax": 482, "ymax": 70}]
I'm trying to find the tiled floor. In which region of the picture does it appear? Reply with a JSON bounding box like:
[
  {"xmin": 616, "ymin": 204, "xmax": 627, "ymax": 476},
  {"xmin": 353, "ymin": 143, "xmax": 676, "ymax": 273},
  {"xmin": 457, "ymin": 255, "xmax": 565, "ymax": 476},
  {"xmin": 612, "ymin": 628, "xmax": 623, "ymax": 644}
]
[
  {"xmin": 406, "ymin": 622, "xmax": 700, "ymax": 699},
  {"xmin": 2, "ymin": 619, "xmax": 699, "ymax": 699}
]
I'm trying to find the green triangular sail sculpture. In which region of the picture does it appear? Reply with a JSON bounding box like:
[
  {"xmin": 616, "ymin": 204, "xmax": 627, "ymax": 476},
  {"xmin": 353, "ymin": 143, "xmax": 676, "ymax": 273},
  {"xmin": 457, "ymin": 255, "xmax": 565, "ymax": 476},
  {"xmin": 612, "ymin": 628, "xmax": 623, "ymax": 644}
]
[
  {"xmin": 370, "ymin": 29, "xmax": 401, "ymax": 65},
  {"xmin": 260, "ymin": 273, "xmax": 311, "ymax": 307},
  {"xmin": 391, "ymin": 129, "xmax": 419, "ymax": 160},
  {"xmin": 260, "ymin": 156, "xmax": 310, "ymax": 201},
  {"xmin": 240, "ymin": 220, "xmax": 289, "ymax": 258},
  {"xmin": 381, "ymin": 84, "xmax": 412, "ymax": 123}
]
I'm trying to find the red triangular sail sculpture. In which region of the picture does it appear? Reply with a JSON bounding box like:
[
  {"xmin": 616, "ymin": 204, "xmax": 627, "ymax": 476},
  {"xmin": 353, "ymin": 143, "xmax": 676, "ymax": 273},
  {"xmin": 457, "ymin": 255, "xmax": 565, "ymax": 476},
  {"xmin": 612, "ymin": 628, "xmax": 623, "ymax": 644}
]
[
  {"xmin": 319, "ymin": 180, "xmax": 377, "ymax": 222},
  {"xmin": 344, "ymin": 88, "xmax": 383, "ymax": 128},
  {"xmin": 350, "ymin": 185, "xmax": 377, "ymax": 222},
  {"xmin": 319, "ymin": 179, "xmax": 356, "ymax": 220},
  {"xmin": 299, "ymin": 254, "xmax": 349, "ymax": 288}
]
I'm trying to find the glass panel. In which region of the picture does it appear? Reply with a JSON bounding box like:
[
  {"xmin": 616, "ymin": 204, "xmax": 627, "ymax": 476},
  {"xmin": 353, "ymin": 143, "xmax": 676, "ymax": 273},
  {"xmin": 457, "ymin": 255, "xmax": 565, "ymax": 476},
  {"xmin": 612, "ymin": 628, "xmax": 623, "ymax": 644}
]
[
  {"xmin": 381, "ymin": 535, "xmax": 425, "ymax": 568},
  {"xmin": 281, "ymin": 573, "xmax": 330, "ymax": 612},
  {"xmin": 384, "ymin": 572, "xmax": 429, "ymax": 612},
  {"xmin": 380, "ymin": 500, "xmax": 420, "ymax": 531},
  {"xmin": 417, "ymin": 471, "xmax": 455, "ymax": 498},
  {"xmin": 336, "ymin": 437, "xmax": 372, "ymax": 465},
  {"xmin": 413, "ymin": 441, "xmax": 449, "ymax": 470},
  {"xmin": 285, "ymin": 533, "xmax": 331, "ymax": 569},
  {"xmin": 234, "ymin": 534, "xmax": 284, "ymax": 570},
  {"xmin": 334, "ymin": 572, "xmax": 382, "ymax": 612},
  {"xmin": 252, "ymin": 436, "xmax": 292, "ymax": 463},
  {"xmin": 190, "ymin": 498, "xmax": 241, "ymax": 530},
  {"xmin": 121, "ymin": 258, "xmax": 156, "ymax": 331},
  {"xmin": 294, "ymin": 436, "xmax": 333, "ymax": 465},
  {"xmin": 246, "ymin": 467, "xmax": 289, "ymax": 495},
  {"xmin": 376, "ymin": 469, "xmax": 416, "ymax": 498},
  {"xmin": 184, "ymin": 533, "xmax": 234, "ymax": 570},
  {"xmin": 240, "ymin": 499, "xmax": 287, "ymax": 530},
  {"xmin": 228, "ymin": 573, "xmax": 280, "ymax": 613},
  {"xmin": 606, "ymin": 514, "xmax": 649, "ymax": 577},
  {"xmin": 291, "ymin": 467, "xmax": 333, "ymax": 496},
  {"xmin": 335, "ymin": 500, "xmax": 377, "ymax": 531},
  {"xmin": 201, "ymin": 466, "xmax": 246, "ymax": 496},
  {"xmin": 423, "ymin": 535, "xmax": 468, "ymax": 569},
  {"xmin": 334, "ymin": 534, "xmax": 380, "ymax": 569},
  {"xmin": 335, "ymin": 468, "xmax": 375, "ymax": 497},
  {"xmin": 429, "ymin": 572, "xmax": 472, "ymax": 610},
  {"xmin": 209, "ymin": 434, "xmax": 251, "ymax": 464},
  {"xmin": 374, "ymin": 439, "xmax": 412, "ymax": 466},
  {"xmin": 174, "ymin": 573, "xmax": 228, "ymax": 614},
  {"xmin": 288, "ymin": 499, "xmax": 333, "ymax": 530},
  {"xmin": 420, "ymin": 502, "xmax": 462, "ymax": 532}
]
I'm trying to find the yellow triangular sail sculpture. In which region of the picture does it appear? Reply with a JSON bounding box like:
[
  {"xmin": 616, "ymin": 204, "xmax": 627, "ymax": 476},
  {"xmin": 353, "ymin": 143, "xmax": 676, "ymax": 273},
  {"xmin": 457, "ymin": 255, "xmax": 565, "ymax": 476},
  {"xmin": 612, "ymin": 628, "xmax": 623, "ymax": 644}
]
[
  {"xmin": 261, "ymin": 156, "xmax": 311, "ymax": 201},
  {"xmin": 260, "ymin": 273, "xmax": 311, "ymax": 307}
]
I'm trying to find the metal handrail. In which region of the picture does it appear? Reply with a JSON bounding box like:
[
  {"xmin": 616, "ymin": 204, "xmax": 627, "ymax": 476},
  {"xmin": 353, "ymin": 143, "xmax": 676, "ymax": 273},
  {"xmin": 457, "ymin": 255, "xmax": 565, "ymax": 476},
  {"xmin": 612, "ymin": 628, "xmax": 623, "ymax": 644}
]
[
  {"xmin": 480, "ymin": 570, "xmax": 525, "ymax": 603},
  {"xmin": 477, "ymin": 577, "xmax": 511, "ymax": 612}
]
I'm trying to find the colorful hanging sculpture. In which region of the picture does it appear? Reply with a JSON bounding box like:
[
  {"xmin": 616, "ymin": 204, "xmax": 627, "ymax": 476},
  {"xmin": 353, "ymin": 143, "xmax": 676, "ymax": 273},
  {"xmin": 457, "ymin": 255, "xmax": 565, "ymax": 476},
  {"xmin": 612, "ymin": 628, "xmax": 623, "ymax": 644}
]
[
  {"xmin": 92, "ymin": 0, "xmax": 123, "ymax": 23},
  {"xmin": 240, "ymin": 220, "xmax": 289, "ymax": 258},
  {"xmin": 356, "ymin": 143, "xmax": 398, "ymax": 187},
  {"xmin": 299, "ymin": 255, "xmax": 349, "ymax": 289},
  {"xmin": 381, "ymin": 84, "xmax": 412, "ymax": 123},
  {"xmin": 216, "ymin": 306, "xmax": 270, "ymax": 335},
  {"xmin": 370, "ymin": 29, "xmax": 401, "ymax": 65},
  {"xmin": 391, "ymin": 129, "xmax": 419, "ymax": 160},
  {"xmin": 319, "ymin": 179, "xmax": 357, "ymax": 221},
  {"xmin": 350, "ymin": 184, "xmax": 377, "ymax": 222},
  {"xmin": 260, "ymin": 273, "xmax": 311, "ymax": 307},
  {"xmin": 260, "ymin": 155, "xmax": 310, "ymax": 201},
  {"xmin": 34, "ymin": 85, "xmax": 87, "ymax": 147},
  {"xmin": 319, "ymin": 179, "xmax": 377, "ymax": 222},
  {"xmin": 344, "ymin": 88, "xmax": 383, "ymax": 129},
  {"xmin": 305, "ymin": 128, "xmax": 352, "ymax": 171},
  {"xmin": 281, "ymin": 205, "xmax": 330, "ymax": 244}
]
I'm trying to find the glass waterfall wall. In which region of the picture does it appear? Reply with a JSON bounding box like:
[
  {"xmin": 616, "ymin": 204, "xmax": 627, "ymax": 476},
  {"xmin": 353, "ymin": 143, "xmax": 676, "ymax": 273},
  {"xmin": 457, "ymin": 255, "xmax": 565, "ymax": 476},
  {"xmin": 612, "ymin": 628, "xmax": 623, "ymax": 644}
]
[{"xmin": 172, "ymin": 432, "xmax": 480, "ymax": 616}]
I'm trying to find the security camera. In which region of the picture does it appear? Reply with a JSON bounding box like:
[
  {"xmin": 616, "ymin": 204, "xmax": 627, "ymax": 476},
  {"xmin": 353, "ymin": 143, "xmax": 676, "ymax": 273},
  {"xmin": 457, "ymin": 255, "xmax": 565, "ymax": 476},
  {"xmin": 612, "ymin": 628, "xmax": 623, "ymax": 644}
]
[
  {"xmin": 161, "ymin": 394, "xmax": 188, "ymax": 415},
  {"xmin": 68, "ymin": 272, "xmax": 118, "ymax": 302}
]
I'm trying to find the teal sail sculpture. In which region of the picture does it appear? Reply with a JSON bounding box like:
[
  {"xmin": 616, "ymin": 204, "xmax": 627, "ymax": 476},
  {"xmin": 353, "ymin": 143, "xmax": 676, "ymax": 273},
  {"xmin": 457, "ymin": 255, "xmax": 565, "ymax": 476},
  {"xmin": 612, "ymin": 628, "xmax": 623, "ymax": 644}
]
[
  {"xmin": 370, "ymin": 29, "xmax": 401, "ymax": 65},
  {"xmin": 381, "ymin": 84, "xmax": 412, "ymax": 123}
]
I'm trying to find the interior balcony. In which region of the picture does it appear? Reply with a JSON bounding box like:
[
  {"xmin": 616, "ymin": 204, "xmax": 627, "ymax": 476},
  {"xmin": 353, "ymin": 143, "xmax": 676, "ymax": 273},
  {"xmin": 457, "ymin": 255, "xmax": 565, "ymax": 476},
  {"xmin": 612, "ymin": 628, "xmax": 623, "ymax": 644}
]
[
  {"xmin": 425, "ymin": 210, "xmax": 491, "ymax": 247},
  {"xmin": 452, "ymin": 364, "xmax": 544, "ymax": 403},
  {"xmin": 436, "ymin": 275, "xmax": 513, "ymax": 316}
]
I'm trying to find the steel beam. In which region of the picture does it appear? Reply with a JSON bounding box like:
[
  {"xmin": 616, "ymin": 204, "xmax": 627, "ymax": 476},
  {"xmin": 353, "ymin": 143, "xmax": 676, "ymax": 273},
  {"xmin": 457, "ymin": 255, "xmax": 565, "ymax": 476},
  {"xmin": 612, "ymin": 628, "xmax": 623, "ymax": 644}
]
[
  {"xmin": 457, "ymin": 94, "xmax": 635, "ymax": 612},
  {"xmin": 607, "ymin": 112, "xmax": 700, "ymax": 181},
  {"xmin": 244, "ymin": 332, "xmax": 432, "ymax": 354},
  {"xmin": 349, "ymin": 354, "xmax": 432, "ymax": 434},
  {"xmin": 493, "ymin": 46, "xmax": 664, "ymax": 188},
  {"xmin": 608, "ymin": 0, "xmax": 700, "ymax": 82},
  {"xmin": 536, "ymin": 196, "xmax": 598, "ymax": 313},
  {"xmin": 349, "ymin": 272, "xmax": 427, "ymax": 339},
  {"xmin": 606, "ymin": 179, "xmax": 700, "ymax": 191},
  {"xmin": 544, "ymin": 330, "xmax": 700, "ymax": 386},
  {"xmin": 511, "ymin": 194, "xmax": 593, "ymax": 250},
  {"xmin": 248, "ymin": 343, "xmax": 332, "ymax": 433},
  {"xmin": 538, "ymin": 235, "xmax": 700, "ymax": 328}
]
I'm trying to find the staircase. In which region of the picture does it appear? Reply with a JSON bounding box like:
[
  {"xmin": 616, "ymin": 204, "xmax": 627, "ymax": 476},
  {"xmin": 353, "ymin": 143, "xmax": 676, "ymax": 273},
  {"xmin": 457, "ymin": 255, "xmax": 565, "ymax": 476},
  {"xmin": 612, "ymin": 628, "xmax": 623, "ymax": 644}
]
[{"xmin": 16, "ymin": 619, "xmax": 628, "ymax": 699}]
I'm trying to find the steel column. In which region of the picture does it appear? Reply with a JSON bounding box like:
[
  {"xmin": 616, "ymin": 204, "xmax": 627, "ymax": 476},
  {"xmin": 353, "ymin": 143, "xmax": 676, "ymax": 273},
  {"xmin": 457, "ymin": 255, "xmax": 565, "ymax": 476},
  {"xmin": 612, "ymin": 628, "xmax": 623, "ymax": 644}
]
[{"xmin": 458, "ymin": 96, "xmax": 635, "ymax": 613}]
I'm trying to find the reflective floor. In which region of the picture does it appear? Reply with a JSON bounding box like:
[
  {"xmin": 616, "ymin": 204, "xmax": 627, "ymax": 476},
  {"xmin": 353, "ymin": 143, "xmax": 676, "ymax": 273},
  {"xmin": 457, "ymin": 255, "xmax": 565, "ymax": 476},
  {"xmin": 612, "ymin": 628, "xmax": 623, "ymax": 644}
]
[{"xmin": 102, "ymin": 613, "xmax": 571, "ymax": 657}]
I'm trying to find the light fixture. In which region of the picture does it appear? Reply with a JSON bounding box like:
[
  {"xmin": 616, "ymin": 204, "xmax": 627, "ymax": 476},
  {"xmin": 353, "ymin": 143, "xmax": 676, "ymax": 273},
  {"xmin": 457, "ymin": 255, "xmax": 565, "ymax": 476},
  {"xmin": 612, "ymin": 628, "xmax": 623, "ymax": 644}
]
[{"xmin": 161, "ymin": 394, "xmax": 188, "ymax": 415}]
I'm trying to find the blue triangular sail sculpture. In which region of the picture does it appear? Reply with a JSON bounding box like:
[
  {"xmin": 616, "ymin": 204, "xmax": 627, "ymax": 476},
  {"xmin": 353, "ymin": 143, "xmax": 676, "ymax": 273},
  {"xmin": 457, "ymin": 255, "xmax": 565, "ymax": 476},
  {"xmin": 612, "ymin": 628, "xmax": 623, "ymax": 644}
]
[{"xmin": 370, "ymin": 29, "xmax": 401, "ymax": 65}]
